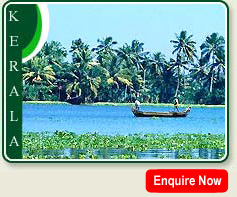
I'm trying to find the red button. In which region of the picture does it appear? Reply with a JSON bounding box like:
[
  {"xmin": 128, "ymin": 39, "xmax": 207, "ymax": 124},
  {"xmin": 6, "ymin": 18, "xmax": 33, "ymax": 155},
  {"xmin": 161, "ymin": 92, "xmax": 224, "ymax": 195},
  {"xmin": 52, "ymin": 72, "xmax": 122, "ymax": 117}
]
[{"xmin": 146, "ymin": 169, "xmax": 228, "ymax": 193}]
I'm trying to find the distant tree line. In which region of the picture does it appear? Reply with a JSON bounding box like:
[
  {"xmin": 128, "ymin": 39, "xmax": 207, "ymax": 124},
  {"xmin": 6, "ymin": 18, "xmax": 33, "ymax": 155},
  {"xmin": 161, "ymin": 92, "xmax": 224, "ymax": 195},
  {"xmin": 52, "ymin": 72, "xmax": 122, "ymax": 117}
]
[{"xmin": 22, "ymin": 31, "xmax": 225, "ymax": 104}]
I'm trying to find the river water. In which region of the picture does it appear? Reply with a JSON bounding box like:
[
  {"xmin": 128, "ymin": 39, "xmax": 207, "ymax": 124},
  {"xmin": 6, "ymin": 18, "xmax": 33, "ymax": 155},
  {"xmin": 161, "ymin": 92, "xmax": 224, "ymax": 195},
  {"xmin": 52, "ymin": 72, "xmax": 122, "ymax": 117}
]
[{"xmin": 23, "ymin": 104, "xmax": 225, "ymax": 135}]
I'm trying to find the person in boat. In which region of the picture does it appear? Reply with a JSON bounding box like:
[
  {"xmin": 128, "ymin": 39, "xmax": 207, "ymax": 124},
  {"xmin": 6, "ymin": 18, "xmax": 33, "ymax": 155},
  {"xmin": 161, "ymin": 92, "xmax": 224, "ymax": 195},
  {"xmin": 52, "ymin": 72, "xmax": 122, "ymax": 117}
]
[
  {"xmin": 135, "ymin": 100, "xmax": 141, "ymax": 111},
  {"xmin": 66, "ymin": 93, "xmax": 71, "ymax": 100},
  {"xmin": 174, "ymin": 97, "xmax": 179, "ymax": 112},
  {"xmin": 186, "ymin": 106, "xmax": 191, "ymax": 113}
]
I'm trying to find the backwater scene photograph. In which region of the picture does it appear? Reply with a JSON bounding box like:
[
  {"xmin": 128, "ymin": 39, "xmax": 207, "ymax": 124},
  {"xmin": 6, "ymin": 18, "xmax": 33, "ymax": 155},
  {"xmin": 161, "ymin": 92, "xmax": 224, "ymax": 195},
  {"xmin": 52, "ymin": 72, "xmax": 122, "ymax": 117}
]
[{"xmin": 22, "ymin": 3, "xmax": 227, "ymax": 161}]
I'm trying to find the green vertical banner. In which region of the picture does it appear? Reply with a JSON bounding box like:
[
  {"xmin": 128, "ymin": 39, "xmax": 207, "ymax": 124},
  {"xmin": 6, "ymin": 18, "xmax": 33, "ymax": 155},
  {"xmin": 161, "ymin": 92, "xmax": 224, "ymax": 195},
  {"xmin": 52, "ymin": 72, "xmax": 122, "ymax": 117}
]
[{"xmin": 4, "ymin": 3, "xmax": 40, "ymax": 160}]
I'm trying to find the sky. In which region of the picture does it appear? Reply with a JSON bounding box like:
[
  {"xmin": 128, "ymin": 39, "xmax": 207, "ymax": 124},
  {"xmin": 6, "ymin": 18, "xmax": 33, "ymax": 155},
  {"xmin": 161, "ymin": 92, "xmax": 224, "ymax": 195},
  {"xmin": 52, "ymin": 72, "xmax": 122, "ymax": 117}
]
[{"xmin": 46, "ymin": 3, "xmax": 226, "ymax": 61}]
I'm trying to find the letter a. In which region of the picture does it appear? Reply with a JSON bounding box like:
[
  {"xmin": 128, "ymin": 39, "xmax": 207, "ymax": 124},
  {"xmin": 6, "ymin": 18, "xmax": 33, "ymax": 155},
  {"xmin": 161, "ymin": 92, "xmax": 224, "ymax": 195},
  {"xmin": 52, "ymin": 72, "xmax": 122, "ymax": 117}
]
[
  {"xmin": 10, "ymin": 111, "xmax": 18, "ymax": 122},
  {"xmin": 9, "ymin": 86, "xmax": 19, "ymax": 96},
  {"xmin": 9, "ymin": 136, "xmax": 19, "ymax": 147},
  {"xmin": 9, "ymin": 11, "xmax": 19, "ymax": 22}
]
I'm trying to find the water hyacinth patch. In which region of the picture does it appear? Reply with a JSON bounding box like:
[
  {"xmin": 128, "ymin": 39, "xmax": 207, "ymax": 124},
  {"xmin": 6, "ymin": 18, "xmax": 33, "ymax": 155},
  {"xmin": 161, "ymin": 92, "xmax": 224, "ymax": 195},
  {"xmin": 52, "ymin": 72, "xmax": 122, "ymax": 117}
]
[{"xmin": 22, "ymin": 131, "xmax": 225, "ymax": 159}]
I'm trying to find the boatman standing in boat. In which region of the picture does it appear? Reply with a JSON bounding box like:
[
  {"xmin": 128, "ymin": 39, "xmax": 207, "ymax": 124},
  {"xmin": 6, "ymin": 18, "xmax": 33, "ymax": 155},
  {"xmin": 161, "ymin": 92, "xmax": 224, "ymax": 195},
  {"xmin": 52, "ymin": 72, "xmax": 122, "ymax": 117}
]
[
  {"xmin": 174, "ymin": 97, "xmax": 179, "ymax": 112},
  {"xmin": 135, "ymin": 100, "xmax": 141, "ymax": 111},
  {"xmin": 134, "ymin": 92, "xmax": 141, "ymax": 111}
]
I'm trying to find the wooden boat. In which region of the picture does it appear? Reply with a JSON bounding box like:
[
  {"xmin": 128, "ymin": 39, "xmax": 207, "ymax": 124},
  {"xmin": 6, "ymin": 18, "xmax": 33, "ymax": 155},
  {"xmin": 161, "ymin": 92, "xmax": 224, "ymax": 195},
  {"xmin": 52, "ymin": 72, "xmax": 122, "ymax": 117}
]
[
  {"xmin": 132, "ymin": 107, "xmax": 190, "ymax": 118},
  {"xmin": 66, "ymin": 96, "xmax": 81, "ymax": 105}
]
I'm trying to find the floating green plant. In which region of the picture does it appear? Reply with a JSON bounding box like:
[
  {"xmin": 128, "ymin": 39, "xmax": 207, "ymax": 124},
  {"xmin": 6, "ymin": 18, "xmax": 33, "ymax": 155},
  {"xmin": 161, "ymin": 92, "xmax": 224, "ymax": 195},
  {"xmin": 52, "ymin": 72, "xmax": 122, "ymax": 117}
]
[{"xmin": 22, "ymin": 131, "xmax": 225, "ymax": 159}]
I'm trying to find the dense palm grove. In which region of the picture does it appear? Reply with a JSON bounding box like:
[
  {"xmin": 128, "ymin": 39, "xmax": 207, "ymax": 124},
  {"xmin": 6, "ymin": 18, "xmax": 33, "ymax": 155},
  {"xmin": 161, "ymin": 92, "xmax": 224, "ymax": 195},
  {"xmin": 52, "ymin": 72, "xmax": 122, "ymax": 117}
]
[{"xmin": 22, "ymin": 31, "xmax": 225, "ymax": 104}]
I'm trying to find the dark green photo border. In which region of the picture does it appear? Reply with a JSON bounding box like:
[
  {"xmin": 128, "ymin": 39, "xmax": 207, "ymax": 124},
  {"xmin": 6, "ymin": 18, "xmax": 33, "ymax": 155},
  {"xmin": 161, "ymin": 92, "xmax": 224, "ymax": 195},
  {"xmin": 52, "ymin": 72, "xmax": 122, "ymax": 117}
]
[{"xmin": 2, "ymin": 0, "xmax": 229, "ymax": 163}]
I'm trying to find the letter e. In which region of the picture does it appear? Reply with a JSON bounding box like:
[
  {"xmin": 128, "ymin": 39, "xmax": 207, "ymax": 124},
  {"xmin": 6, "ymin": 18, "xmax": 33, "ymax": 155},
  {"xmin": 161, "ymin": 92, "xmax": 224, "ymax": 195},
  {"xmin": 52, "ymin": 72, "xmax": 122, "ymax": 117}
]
[
  {"xmin": 154, "ymin": 175, "xmax": 161, "ymax": 185},
  {"xmin": 10, "ymin": 36, "xmax": 19, "ymax": 46}
]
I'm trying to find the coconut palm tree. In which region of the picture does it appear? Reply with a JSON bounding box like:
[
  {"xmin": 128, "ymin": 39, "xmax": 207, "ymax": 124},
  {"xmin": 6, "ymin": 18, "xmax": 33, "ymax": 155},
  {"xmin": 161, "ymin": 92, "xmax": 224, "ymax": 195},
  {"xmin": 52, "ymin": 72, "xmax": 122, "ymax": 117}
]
[
  {"xmin": 92, "ymin": 36, "xmax": 118, "ymax": 68},
  {"xmin": 21, "ymin": 33, "xmax": 225, "ymax": 105},
  {"xmin": 200, "ymin": 33, "xmax": 225, "ymax": 93},
  {"xmin": 39, "ymin": 41, "xmax": 67, "ymax": 66},
  {"xmin": 67, "ymin": 39, "xmax": 108, "ymax": 102},
  {"xmin": 148, "ymin": 52, "xmax": 175, "ymax": 103},
  {"xmin": 116, "ymin": 43, "xmax": 144, "ymax": 98},
  {"xmin": 170, "ymin": 30, "xmax": 197, "ymax": 61},
  {"xmin": 22, "ymin": 56, "xmax": 56, "ymax": 86},
  {"xmin": 116, "ymin": 44, "xmax": 135, "ymax": 69},
  {"xmin": 170, "ymin": 30, "xmax": 197, "ymax": 97},
  {"xmin": 107, "ymin": 68, "xmax": 133, "ymax": 102},
  {"xmin": 92, "ymin": 36, "xmax": 117, "ymax": 54},
  {"xmin": 139, "ymin": 53, "xmax": 151, "ymax": 94},
  {"xmin": 22, "ymin": 56, "xmax": 56, "ymax": 100},
  {"xmin": 116, "ymin": 40, "xmax": 148, "ymax": 95},
  {"xmin": 38, "ymin": 41, "xmax": 69, "ymax": 100},
  {"xmin": 169, "ymin": 56, "xmax": 188, "ymax": 98}
]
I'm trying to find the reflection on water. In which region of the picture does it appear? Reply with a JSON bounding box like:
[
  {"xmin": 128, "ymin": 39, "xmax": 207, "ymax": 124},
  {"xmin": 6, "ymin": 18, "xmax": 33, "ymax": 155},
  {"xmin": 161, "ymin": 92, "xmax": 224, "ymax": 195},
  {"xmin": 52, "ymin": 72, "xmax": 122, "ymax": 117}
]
[{"xmin": 23, "ymin": 148, "xmax": 225, "ymax": 159}]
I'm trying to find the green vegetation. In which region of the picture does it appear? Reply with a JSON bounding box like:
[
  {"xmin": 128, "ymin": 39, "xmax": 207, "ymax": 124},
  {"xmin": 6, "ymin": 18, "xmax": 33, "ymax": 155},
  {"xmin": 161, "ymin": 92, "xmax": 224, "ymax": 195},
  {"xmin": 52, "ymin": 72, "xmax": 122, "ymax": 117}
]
[
  {"xmin": 23, "ymin": 131, "xmax": 225, "ymax": 159},
  {"xmin": 23, "ymin": 101, "xmax": 225, "ymax": 108},
  {"xmin": 86, "ymin": 102, "xmax": 225, "ymax": 108},
  {"xmin": 22, "ymin": 31, "xmax": 225, "ymax": 105},
  {"xmin": 23, "ymin": 101, "xmax": 69, "ymax": 105}
]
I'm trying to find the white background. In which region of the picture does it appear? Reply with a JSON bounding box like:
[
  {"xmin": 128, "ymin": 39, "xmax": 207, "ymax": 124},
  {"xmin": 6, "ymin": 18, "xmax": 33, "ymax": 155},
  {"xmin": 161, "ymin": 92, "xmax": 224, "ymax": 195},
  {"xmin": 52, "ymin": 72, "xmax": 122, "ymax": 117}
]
[{"xmin": 0, "ymin": 0, "xmax": 235, "ymax": 196}]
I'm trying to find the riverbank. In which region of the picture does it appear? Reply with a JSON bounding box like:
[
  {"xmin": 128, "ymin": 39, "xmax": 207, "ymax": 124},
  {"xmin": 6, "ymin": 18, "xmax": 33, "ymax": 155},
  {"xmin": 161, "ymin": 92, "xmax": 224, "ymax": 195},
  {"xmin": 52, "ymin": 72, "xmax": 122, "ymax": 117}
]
[
  {"xmin": 23, "ymin": 101, "xmax": 225, "ymax": 108},
  {"xmin": 23, "ymin": 131, "xmax": 225, "ymax": 159},
  {"xmin": 23, "ymin": 101, "xmax": 70, "ymax": 105}
]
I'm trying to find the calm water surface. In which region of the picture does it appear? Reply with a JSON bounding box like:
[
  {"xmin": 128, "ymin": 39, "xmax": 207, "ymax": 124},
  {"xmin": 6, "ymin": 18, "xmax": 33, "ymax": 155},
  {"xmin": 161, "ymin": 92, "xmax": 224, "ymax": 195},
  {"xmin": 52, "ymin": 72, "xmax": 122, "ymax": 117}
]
[
  {"xmin": 23, "ymin": 148, "xmax": 225, "ymax": 159},
  {"xmin": 23, "ymin": 104, "xmax": 225, "ymax": 135}
]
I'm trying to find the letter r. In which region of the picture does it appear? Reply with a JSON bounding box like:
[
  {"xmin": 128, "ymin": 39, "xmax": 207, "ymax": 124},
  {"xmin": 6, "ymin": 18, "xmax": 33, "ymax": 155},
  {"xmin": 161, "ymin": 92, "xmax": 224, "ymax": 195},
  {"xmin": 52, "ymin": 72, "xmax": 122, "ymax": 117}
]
[{"xmin": 9, "ymin": 61, "xmax": 18, "ymax": 72}]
